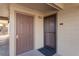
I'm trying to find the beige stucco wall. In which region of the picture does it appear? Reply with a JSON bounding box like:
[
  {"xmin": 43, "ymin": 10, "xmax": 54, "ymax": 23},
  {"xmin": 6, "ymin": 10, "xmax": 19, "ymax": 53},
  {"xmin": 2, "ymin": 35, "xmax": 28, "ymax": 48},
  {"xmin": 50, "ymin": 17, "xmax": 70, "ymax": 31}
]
[
  {"xmin": 57, "ymin": 6, "xmax": 79, "ymax": 56},
  {"xmin": 34, "ymin": 16, "xmax": 44, "ymax": 49},
  {"xmin": 54, "ymin": 3, "xmax": 64, "ymax": 9},
  {"xmin": 0, "ymin": 4, "xmax": 9, "ymax": 17},
  {"xmin": 9, "ymin": 4, "xmax": 44, "ymax": 56}
]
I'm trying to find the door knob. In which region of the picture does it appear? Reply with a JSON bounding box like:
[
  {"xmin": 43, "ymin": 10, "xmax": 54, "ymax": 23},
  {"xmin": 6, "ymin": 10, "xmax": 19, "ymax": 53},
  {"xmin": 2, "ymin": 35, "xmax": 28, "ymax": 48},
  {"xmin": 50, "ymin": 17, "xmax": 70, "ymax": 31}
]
[{"xmin": 16, "ymin": 35, "xmax": 19, "ymax": 39}]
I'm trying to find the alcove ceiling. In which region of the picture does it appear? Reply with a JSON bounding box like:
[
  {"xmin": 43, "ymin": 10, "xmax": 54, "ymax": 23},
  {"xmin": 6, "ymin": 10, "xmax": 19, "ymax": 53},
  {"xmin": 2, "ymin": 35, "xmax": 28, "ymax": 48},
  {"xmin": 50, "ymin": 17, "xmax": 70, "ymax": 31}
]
[{"xmin": 17, "ymin": 3, "xmax": 58, "ymax": 14}]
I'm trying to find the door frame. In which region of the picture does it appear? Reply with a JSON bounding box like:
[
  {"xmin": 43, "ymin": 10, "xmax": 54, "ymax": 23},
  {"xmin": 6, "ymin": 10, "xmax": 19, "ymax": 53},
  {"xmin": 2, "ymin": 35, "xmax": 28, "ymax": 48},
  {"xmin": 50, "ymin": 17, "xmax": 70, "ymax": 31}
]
[
  {"xmin": 43, "ymin": 13, "xmax": 57, "ymax": 50},
  {"xmin": 15, "ymin": 11, "xmax": 34, "ymax": 55}
]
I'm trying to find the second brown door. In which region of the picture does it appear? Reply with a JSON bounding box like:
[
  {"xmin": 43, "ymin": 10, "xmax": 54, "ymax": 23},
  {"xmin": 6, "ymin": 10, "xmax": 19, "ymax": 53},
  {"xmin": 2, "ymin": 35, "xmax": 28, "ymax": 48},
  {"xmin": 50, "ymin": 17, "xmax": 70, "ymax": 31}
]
[
  {"xmin": 44, "ymin": 14, "xmax": 56, "ymax": 49},
  {"xmin": 16, "ymin": 13, "xmax": 34, "ymax": 55}
]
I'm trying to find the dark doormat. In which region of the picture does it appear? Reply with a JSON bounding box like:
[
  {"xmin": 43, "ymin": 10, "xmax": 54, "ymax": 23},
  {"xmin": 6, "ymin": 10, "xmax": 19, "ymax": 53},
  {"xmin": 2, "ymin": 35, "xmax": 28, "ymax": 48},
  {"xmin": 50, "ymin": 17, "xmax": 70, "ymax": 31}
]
[{"xmin": 38, "ymin": 46, "xmax": 56, "ymax": 56}]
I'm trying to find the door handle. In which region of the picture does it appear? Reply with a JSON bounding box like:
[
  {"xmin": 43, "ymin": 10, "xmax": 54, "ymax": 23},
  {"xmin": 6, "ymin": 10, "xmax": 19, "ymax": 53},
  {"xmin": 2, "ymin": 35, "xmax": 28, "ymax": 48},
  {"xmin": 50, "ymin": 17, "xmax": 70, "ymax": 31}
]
[{"xmin": 16, "ymin": 35, "xmax": 19, "ymax": 39}]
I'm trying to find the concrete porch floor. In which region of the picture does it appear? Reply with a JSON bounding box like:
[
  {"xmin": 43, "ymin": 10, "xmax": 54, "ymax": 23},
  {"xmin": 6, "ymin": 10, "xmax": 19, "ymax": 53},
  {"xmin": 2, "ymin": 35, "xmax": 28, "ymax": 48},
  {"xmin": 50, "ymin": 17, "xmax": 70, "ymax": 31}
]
[
  {"xmin": 18, "ymin": 50, "xmax": 60, "ymax": 56},
  {"xmin": 0, "ymin": 44, "xmax": 9, "ymax": 56}
]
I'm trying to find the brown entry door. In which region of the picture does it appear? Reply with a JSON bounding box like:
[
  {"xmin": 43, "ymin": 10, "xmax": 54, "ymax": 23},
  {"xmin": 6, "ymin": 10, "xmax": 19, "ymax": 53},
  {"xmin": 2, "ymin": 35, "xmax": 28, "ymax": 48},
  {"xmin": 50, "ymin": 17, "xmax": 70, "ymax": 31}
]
[
  {"xmin": 16, "ymin": 13, "xmax": 34, "ymax": 54},
  {"xmin": 44, "ymin": 14, "xmax": 56, "ymax": 49}
]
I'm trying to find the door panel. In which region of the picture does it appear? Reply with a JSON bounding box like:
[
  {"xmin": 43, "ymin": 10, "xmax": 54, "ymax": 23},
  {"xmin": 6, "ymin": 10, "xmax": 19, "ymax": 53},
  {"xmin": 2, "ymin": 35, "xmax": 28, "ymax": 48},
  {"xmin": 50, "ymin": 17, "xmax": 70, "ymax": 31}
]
[
  {"xmin": 16, "ymin": 13, "xmax": 33, "ymax": 54},
  {"xmin": 44, "ymin": 14, "xmax": 56, "ymax": 49},
  {"xmin": 45, "ymin": 33, "xmax": 55, "ymax": 48}
]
